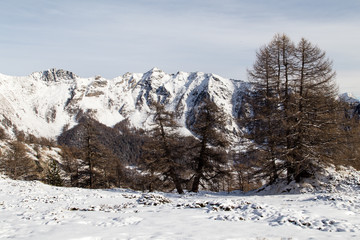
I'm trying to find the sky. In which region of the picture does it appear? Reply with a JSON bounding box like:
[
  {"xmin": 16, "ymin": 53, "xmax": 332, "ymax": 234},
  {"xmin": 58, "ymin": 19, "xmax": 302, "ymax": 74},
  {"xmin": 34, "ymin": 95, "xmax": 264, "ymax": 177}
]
[{"xmin": 0, "ymin": 0, "xmax": 359, "ymax": 95}]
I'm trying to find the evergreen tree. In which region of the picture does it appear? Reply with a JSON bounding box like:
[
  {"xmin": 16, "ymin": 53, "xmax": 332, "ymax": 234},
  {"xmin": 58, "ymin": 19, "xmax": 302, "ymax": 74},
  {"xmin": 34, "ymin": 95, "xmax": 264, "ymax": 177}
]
[{"xmin": 46, "ymin": 159, "xmax": 63, "ymax": 186}]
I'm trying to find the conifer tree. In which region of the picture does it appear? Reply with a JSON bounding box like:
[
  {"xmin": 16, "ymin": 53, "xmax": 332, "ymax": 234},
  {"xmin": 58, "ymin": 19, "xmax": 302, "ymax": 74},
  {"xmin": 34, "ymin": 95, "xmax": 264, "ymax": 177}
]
[
  {"xmin": 81, "ymin": 118, "xmax": 123, "ymax": 188},
  {"xmin": 1, "ymin": 141, "xmax": 37, "ymax": 180},
  {"xmin": 140, "ymin": 102, "xmax": 187, "ymax": 194},
  {"xmin": 190, "ymin": 98, "xmax": 229, "ymax": 192},
  {"xmin": 59, "ymin": 146, "xmax": 79, "ymax": 187},
  {"xmin": 245, "ymin": 34, "xmax": 340, "ymax": 183},
  {"xmin": 46, "ymin": 159, "xmax": 63, "ymax": 186},
  {"xmin": 286, "ymin": 37, "xmax": 339, "ymax": 181},
  {"xmin": 335, "ymin": 101, "xmax": 360, "ymax": 170}
]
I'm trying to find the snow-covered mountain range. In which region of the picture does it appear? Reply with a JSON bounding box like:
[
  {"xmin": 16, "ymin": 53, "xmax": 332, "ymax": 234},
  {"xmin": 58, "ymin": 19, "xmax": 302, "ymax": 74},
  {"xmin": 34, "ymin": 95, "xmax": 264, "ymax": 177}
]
[
  {"xmin": 1, "ymin": 68, "xmax": 358, "ymax": 141},
  {"xmin": 0, "ymin": 68, "xmax": 248, "ymax": 139}
]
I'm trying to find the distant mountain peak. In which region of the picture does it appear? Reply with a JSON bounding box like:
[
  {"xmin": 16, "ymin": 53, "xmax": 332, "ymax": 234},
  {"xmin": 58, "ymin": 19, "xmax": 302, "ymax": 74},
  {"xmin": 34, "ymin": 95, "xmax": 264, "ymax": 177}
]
[
  {"xmin": 148, "ymin": 67, "xmax": 162, "ymax": 72},
  {"xmin": 340, "ymin": 92, "xmax": 359, "ymax": 104}
]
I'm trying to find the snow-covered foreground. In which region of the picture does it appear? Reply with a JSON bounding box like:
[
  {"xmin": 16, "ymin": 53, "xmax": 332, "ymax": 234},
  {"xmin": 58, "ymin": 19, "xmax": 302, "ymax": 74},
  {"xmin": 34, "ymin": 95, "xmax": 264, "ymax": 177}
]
[{"xmin": 1, "ymin": 176, "xmax": 359, "ymax": 240}]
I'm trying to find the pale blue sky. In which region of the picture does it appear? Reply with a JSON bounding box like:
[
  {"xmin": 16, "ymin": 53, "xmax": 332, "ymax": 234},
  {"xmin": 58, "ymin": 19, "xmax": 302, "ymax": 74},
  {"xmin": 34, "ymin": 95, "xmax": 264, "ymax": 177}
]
[{"xmin": 0, "ymin": 0, "xmax": 359, "ymax": 94}]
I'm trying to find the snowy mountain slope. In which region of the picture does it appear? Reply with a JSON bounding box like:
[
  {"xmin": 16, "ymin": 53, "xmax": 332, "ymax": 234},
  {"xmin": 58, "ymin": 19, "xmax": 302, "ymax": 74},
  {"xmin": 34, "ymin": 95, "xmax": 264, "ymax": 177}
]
[
  {"xmin": 0, "ymin": 68, "xmax": 246, "ymax": 139},
  {"xmin": 1, "ymin": 174, "xmax": 360, "ymax": 239}
]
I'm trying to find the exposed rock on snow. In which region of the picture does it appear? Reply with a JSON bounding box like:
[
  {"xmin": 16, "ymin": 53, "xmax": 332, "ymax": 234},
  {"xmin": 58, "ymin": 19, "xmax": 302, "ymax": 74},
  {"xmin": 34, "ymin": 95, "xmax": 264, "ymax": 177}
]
[
  {"xmin": 137, "ymin": 193, "xmax": 172, "ymax": 206},
  {"xmin": 39, "ymin": 68, "xmax": 78, "ymax": 82}
]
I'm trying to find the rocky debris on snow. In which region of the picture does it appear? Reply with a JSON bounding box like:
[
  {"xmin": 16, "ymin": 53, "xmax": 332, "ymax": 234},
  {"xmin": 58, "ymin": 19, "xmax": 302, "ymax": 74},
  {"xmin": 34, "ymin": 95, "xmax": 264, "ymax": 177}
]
[
  {"xmin": 69, "ymin": 203, "xmax": 137, "ymax": 213},
  {"xmin": 137, "ymin": 193, "xmax": 172, "ymax": 206}
]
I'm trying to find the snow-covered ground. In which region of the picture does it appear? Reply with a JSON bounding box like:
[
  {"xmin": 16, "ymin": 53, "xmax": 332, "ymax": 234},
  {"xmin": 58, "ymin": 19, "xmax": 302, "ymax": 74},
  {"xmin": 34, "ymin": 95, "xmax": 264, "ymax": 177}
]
[{"xmin": 1, "ymin": 173, "xmax": 359, "ymax": 240}]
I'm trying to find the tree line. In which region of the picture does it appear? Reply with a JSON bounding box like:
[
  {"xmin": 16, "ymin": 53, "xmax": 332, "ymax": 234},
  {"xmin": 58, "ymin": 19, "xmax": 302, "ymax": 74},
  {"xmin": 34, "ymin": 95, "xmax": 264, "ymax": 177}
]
[{"xmin": 0, "ymin": 33, "xmax": 359, "ymax": 193}]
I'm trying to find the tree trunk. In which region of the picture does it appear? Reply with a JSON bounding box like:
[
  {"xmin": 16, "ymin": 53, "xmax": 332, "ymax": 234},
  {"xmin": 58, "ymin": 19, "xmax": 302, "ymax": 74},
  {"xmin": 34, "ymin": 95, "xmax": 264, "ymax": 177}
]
[
  {"xmin": 191, "ymin": 174, "xmax": 201, "ymax": 192},
  {"xmin": 168, "ymin": 168, "xmax": 184, "ymax": 194},
  {"xmin": 191, "ymin": 156, "xmax": 205, "ymax": 192},
  {"xmin": 191, "ymin": 137, "xmax": 207, "ymax": 192}
]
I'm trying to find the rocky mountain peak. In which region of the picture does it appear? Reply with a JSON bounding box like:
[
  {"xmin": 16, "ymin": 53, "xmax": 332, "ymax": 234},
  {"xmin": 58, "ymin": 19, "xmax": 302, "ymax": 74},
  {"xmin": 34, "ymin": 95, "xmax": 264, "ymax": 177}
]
[
  {"xmin": 340, "ymin": 92, "xmax": 359, "ymax": 104},
  {"xmin": 41, "ymin": 68, "xmax": 78, "ymax": 82},
  {"xmin": 147, "ymin": 67, "xmax": 162, "ymax": 73}
]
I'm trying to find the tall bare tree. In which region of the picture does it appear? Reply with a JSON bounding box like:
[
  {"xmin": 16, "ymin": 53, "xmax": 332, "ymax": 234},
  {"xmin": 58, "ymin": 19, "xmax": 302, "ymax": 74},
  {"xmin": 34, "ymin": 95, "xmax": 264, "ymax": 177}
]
[
  {"xmin": 190, "ymin": 98, "xmax": 229, "ymax": 192},
  {"xmin": 286, "ymin": 37, "xmax": 339, "ymax": 181},
  {"xmin": 245, "ymin": 35, "xmax": 294, "ymax": 183},
  {"xmin": 78, "ymin": 118, "xmax": 124, "ymax": 188},
  {"xmin": 140, "ymin": 103, "xmax": 190, "ymax": 194},
  {"xmin": 245, "ymin": 34, "xmax": 340, "ymax": 183},
  {"xmin": 59, "ymin": 145, "xmax": 80, "ymax": 187}
]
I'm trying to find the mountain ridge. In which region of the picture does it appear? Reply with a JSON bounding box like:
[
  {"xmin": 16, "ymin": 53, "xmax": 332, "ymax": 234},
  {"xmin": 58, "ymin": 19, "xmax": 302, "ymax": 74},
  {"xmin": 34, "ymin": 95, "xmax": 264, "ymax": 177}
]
[{"xmin": 0, "ymin": 68, "xmax": 246, "ymax": 139}]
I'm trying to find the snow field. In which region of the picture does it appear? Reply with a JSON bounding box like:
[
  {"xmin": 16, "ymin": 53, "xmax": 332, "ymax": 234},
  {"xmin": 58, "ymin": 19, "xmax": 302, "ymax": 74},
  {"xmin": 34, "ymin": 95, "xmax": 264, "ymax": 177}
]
[{"xmin": 1, "ymin": 175, "xmax": 360, "ymax": 239}]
